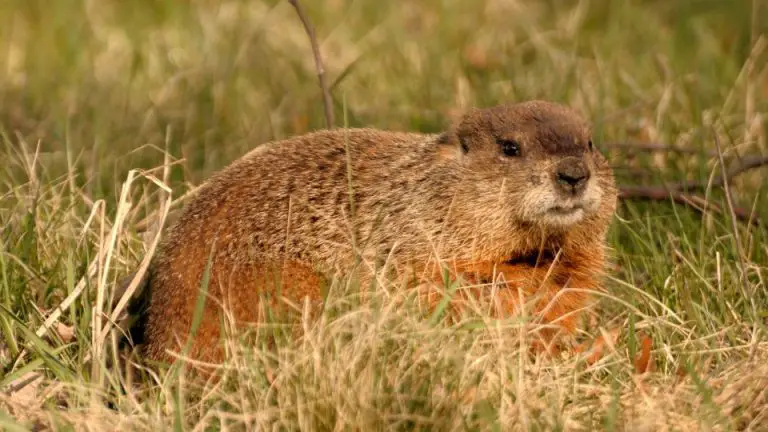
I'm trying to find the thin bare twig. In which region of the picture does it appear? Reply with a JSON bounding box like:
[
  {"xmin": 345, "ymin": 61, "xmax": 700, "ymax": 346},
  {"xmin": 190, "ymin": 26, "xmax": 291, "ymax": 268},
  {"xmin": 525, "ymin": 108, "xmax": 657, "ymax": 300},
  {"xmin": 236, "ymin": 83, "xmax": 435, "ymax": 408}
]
[
  {"xmin": 617, "ymin": 152, "xmax": 768, "ymax": 226},
  {"xmin": 681, "ymin": 155, "xmax": 768, "ymax": 192},
  {"xmin": 618, "ymin": 187, "xmax": 759, "ymax": 225},
  {"xmin": 618, "ymin": 154, "xmax": 768, "ymax": 199},
  {"xmin": 602, "ymin": 141, "xmax": 719, "ymax": 157},
  {"xmin": 288, "ymin": 0, "xmax": 335, "ymax": 129},
  {"xmin": 713, "ymin": 130, "xmax": 751, "ymax": 297}
]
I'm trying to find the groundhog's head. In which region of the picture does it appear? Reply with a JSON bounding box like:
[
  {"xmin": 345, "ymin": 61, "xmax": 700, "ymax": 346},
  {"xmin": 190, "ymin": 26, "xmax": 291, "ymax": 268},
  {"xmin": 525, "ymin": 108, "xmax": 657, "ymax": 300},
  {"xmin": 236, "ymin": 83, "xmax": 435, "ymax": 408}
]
[{"xmin": 440, "ymin": 100, "xmax": 616, "ymax": 231}]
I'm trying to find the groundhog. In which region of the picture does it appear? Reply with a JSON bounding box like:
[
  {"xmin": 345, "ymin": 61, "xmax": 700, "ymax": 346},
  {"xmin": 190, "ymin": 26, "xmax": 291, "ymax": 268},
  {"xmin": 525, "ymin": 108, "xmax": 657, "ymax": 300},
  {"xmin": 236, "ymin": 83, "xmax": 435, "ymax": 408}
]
[{"xmin": 128, "ymin": 100, "xmax": 617, "ymax": 366}]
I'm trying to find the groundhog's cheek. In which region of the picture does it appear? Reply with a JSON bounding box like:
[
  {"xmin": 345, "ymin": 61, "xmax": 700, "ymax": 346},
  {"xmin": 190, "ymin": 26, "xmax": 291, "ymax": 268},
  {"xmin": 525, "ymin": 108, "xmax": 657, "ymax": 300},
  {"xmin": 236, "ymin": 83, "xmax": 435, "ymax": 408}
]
[
  {"xmin": 517, "ymin": 186, "xmax": 556, "ymax": 220},
  {"xmin": 582, "ymin": 182, "xmax": 604, "ymax": 211}
]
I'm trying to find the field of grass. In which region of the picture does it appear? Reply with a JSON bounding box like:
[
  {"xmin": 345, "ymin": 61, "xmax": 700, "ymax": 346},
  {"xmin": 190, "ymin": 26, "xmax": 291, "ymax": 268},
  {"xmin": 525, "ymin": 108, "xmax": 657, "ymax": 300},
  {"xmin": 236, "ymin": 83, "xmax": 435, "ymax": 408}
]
[{"xmin": 1, "ymin": 0, "xmax": 767, "ymax": 430}]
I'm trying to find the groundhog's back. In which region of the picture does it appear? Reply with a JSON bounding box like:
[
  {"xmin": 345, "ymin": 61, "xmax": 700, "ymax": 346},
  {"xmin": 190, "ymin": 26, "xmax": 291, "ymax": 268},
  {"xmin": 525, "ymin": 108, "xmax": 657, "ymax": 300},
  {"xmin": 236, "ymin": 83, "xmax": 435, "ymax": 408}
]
[{"xmin": 140, "ymin": 128, "xmax": 435, "ymax": 362}]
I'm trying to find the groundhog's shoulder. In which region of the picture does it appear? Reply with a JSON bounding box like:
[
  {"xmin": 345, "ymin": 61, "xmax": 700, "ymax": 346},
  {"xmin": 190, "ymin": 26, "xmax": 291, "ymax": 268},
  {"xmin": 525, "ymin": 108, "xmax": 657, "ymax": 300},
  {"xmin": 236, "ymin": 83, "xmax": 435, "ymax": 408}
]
[
  {"xmin": 165, "ymin": 127, "xmax": 443, "ymax": 235},
  {"xmin": 237, "ymin": 128, "xmax": 438, "ymax": 162},
  {"xmin": 199, "ymin": 128, "xmax": 442, "ymax": 194}
]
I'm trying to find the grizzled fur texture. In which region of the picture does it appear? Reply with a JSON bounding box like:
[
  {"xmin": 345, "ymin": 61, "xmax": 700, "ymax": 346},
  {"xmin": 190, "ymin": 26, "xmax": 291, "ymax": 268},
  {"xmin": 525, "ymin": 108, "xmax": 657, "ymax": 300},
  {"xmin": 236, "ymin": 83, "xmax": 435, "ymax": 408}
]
[{"xmin": 132, "ymin": 100, "xmax": 617, "ymax": 365}]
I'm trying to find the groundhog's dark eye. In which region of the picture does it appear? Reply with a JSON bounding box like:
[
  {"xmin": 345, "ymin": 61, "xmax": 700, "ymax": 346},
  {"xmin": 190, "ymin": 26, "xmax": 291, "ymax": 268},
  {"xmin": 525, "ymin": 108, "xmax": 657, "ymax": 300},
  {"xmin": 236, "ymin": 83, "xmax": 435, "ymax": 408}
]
[
  {"xmin": 588, "ymin": 140, "xmax": 594, "ymax": 151},
  {"xmin": 497, "ymin": 138, "xmax": 521, "ymax": 157}
]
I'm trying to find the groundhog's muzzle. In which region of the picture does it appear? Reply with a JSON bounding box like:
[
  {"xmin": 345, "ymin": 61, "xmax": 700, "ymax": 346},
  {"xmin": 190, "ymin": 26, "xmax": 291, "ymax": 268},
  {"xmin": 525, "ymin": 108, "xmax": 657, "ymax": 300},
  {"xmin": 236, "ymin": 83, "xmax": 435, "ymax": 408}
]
[{"xmin": 555, "ymin": 156, "xmax": 590, "ymax": 195}]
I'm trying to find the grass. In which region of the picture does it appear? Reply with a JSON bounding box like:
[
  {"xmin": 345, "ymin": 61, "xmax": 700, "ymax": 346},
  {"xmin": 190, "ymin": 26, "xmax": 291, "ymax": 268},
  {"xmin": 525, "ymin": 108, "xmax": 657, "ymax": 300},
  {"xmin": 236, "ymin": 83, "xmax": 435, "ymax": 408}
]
[{"xmin": 1, "ymin": 0, "xmax": 767, "ymax": 430}]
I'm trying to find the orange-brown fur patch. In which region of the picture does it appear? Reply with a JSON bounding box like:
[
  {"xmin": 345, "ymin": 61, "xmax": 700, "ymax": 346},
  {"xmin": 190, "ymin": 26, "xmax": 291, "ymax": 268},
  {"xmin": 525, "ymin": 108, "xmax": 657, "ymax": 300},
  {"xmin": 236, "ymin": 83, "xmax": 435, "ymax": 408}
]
[
  {"xmin": 417, "ymin": 254, "xmax": 599, "ymax": 354},
  {"xmin": 142, "ymin": 258, "xmax": 324, "ymax": 366}
]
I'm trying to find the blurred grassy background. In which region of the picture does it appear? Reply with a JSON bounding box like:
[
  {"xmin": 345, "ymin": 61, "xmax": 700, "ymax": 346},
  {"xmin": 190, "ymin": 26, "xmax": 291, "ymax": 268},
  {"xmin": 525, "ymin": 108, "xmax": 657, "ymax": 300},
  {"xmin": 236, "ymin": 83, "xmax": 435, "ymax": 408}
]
[
  {"xmin": 1, "ymin": 0, "xmax": 767, "ymax": 429},
  {"xmin": 1, "ymin": 0, "xmax": 765, "ymax": 189}
]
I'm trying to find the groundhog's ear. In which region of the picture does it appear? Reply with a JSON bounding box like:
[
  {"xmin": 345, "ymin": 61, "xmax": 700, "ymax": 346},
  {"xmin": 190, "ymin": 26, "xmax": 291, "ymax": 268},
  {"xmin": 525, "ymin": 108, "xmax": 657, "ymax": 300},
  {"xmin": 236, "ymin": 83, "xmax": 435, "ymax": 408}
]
[
  {"xmin": 436, "ymin": 130, "xmax": 467, "ymax": 154},
  {"xmin": 438, "ymin": 108, "xmax": 482, "ymax": 154},
  {"xmin": 456, "ymin": 107, "xmax": 487, "ymax": 153}
]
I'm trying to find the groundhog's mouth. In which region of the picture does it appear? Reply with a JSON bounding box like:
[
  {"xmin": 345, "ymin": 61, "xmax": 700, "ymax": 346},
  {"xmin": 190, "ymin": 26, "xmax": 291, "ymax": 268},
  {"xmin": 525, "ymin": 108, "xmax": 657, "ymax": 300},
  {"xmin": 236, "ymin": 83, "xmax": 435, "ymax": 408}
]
[
  {"xmin": 547, "ymin": 204, "xmax": 584, "ymax": 215},
  {"xmin": 541, "ymin": 203, "xmax": 587, "ymax": 227}
]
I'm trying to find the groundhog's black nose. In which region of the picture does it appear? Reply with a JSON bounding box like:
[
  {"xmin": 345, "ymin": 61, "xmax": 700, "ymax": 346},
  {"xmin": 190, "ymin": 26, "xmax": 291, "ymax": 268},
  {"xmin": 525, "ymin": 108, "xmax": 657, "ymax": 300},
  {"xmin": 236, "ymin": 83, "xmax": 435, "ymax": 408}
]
[{"xmin": 555, "ymin": 157, "xmax": 589, "ymax": 194}]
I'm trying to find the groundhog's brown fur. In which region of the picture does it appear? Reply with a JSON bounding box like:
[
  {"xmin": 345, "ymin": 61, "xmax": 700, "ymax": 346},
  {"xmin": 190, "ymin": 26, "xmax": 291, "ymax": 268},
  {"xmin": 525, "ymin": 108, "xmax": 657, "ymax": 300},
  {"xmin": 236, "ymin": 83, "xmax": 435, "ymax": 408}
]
[{"xmin": 133, "ymin": 100, "xmax": 617, "ymax": 365}]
